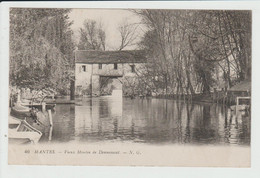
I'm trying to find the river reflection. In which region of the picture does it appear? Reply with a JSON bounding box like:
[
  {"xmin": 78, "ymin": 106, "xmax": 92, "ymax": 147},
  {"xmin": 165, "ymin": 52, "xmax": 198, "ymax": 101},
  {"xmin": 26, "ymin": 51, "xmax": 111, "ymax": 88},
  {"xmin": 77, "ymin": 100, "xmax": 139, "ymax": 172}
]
[{"xmin": 48, "ymin": 97, "xmax": 250, "ymax": 145}]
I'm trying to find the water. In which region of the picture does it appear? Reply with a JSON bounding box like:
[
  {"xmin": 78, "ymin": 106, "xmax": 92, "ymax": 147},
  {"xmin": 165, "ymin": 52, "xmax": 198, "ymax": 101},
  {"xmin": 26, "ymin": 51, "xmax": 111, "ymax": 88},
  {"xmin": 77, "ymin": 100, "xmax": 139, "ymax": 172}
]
[{"xmin": 47, "ymin": 97, "xmax": 250, "ymax": 146}]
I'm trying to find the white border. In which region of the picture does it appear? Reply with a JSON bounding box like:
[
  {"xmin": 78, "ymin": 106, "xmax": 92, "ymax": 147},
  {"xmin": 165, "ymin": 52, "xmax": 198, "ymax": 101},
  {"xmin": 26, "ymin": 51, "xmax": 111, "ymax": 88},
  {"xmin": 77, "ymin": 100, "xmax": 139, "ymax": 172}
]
[{"xmin": 1, "ymin": 1, "xmax": 260, "ymax": 178}]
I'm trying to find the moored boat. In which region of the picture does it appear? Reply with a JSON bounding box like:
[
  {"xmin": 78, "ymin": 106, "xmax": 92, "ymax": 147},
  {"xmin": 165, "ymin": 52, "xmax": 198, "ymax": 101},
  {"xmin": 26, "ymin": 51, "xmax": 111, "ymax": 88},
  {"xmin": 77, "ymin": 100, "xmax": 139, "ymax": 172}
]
[
  {"xmin": 8, "ymin": 116, "xmax": 42, "ymax": 144},
  {"xmin": 10, "ymin": 104, "xmax": 31, "ymax": 119},
  {"xmin": 25, "ymin": 110, "xmax": 51, "ymax": 134},
  {"xmin": 21, "ymin": 102, "xmax": 56, "ymax": 111}
]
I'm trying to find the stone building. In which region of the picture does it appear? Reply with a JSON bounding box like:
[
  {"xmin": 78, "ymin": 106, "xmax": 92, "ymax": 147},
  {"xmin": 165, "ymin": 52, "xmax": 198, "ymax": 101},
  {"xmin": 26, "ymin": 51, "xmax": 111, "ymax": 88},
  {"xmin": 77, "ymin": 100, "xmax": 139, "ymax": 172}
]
[{"xmin": 75, "ymin": 50, "xmax": 147, "ymax": 96}]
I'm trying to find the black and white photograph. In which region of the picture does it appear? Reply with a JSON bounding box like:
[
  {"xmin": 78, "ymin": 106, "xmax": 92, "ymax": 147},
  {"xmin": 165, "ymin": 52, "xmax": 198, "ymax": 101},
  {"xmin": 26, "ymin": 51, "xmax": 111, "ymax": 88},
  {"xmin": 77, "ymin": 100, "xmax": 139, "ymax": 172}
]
[{"xmin": 1, "ymin": 1, "xmax": 259, "ymax": 170}]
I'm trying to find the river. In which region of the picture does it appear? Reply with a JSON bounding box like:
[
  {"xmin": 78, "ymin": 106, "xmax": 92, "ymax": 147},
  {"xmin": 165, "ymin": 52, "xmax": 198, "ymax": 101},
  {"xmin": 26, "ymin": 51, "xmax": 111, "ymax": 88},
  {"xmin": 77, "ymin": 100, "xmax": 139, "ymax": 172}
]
[{"xmin": 44, "ymin": 96, "xmax": 250, "ymax": 146}]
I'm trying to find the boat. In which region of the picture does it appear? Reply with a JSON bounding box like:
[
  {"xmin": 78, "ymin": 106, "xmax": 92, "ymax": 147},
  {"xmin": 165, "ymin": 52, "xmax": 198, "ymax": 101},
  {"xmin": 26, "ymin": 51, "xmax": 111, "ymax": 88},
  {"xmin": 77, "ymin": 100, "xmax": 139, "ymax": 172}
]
[
  {"xmin": 20, "ymin": 97, "xmax": 56, "ymax": 110},
  {"xmin": 8, "ymin": 116, "xmax": 42, "ymax": 144},
  {"xmin": 10, "ymin": 97, "xmax": 52, "ymax": 135},
  {"xmin": 25, "ymin": 110, "xmax": 51, "ymax": 134},
  {"xmin": 10, "ymin": 104, "xmax": 31, "ymax": 119},
  {"xmin": 21, "ymin": 102, "xmax": 56, "ymax": 111},
  {"xmin": 42, "ymin": 97, "xmax": 56, "ymax": 104}
]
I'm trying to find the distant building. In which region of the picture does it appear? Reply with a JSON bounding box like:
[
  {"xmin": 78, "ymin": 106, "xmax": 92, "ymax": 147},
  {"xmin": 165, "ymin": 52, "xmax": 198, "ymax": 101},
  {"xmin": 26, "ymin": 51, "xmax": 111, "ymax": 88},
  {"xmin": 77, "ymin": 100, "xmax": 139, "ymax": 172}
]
[
  {"xmin": 227, "ymin": 79, "xmax": 251, "ymax": 105},
  {"xmin": 75, "ymin": 50, "xmax": 147, "ymax": 96},
  {"xmin": 228, "ymin": 79, "xmax": 251, "ymax": 96}
]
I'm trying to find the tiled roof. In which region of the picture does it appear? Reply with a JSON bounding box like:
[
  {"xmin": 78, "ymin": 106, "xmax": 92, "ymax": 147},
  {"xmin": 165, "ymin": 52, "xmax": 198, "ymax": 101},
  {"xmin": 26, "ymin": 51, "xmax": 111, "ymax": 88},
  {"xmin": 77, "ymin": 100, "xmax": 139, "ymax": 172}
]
[
  {"xmin": 75, "ymin": 50, "xmax": 147, "ymax": 64},
  {"xmin": 229, "ymin": 80, "xmax": 251, "ymax": 92}
]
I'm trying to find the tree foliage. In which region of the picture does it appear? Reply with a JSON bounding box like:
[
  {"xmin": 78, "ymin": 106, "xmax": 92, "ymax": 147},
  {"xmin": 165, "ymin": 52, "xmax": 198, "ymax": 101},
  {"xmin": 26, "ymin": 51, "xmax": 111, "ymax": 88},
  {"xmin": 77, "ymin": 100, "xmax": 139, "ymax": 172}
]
[
  {"xmin": 10, "ymin": 8, "xmax": 75, "ymax": 94},
  {"xmin": 135, "ymin": 10, "xmax": 251, "ymax": 95},
  {"xmin": 118, "ymin": 18, "xmax": 139, "ymax": 51},
  {"xmin": 77, "ymin": 19, "xmax": 106, "ymax": 51}
]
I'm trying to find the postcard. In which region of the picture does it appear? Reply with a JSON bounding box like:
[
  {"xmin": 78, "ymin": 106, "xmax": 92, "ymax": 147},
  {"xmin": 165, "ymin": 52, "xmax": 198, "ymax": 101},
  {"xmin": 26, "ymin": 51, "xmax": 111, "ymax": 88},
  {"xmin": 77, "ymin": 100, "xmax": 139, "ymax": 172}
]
[{"xmin": 1, "ymin": 1, "xmax": 260, "ymax": 177}]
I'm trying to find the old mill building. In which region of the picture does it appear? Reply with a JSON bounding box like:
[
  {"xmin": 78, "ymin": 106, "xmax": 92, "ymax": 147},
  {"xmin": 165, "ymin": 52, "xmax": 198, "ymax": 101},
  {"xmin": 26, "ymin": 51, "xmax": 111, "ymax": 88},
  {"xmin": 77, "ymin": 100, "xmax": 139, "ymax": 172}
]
[{"xmin": 75, "ymin": 50, "xmax": 147, "ymax": 96}]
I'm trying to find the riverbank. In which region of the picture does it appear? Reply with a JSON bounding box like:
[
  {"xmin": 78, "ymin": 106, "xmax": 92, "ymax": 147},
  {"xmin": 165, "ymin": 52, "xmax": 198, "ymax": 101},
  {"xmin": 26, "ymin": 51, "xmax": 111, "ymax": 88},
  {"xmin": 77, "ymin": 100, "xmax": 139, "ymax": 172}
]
[
  {"xmin": 145, "ymin": 92, "xmax": 247, "ymax": 106},
  {"xmin": 124, "ymin": 93, "xmax": 233, "ymax": 105},
  {"xmin": 66, "ymin": 90, "xmax": 249, "ymax": 107},
  {"xmin": 74, "ymin": 93, "xmax": 222, "ymax": 104}
]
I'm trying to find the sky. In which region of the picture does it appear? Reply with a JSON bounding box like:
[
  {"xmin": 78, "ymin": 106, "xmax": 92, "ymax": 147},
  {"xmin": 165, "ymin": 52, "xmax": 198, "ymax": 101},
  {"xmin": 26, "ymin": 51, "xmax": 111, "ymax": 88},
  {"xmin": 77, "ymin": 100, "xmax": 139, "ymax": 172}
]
[{"xmin": 69, "ymin": 9, "xmax": 146, "ymax": 50}]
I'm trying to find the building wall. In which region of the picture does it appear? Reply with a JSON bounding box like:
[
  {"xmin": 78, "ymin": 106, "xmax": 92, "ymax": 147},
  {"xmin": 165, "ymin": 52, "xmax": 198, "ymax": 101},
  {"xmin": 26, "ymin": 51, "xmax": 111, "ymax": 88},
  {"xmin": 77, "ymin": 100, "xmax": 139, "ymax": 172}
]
[
  {"xmin": 75, "ymin": 63, "xmax": 145, "ymax": 96},
  {"xmin": 75, "ymin": 63, "xmax": 92, "ymax": 95},
  {"xmin": 92, "ymin": 63, "xmax": 124, "ymax": 76}
]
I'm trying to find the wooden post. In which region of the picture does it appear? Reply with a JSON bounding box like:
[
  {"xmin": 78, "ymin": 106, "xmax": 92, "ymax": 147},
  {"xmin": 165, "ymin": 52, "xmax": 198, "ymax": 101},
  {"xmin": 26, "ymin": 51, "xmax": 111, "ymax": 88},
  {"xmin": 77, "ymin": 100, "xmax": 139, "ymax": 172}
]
[
  {"xmin": 236, "ymin": 97, "xmax": 239, "ymax": 114},
  {"xmin": 42, "ymin": 102, "xmax": 46, "ymax": 111},
  {"xmin": 70, "ymin": 79, "xmax": 75, "ymax": 100},
  {"xmin": 48, "ymin": 125, "xmax": 53, "ymax": 141},
  {"xmin": 236, "ymin": 97, "xmax": 239, "ymax": 106},
  {"xmin": 47, "ymin": 109, "xmax": 53, "ymax": 141},
  {"xmin": 48, "ymin": 109, "xmax": 53, "ymax": 126},
  {"xmin": 90, "ymin": 64, "xmax": 93, "ymax": 97},
  {"xmin": 17, "ymin": 90, "xmax": 21, "ymax": 105}
]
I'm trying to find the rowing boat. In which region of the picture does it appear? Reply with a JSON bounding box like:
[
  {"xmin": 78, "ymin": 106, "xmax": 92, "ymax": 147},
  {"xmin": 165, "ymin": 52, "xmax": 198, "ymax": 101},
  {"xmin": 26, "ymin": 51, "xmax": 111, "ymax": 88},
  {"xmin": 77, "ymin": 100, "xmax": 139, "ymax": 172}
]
[
  {"xmin": 8, "ymin": 116, "xmax": 42, "ymax": 144},
  {"xmin": 10, "ymin": 104, "xmax": 31, "ymax": 119}
]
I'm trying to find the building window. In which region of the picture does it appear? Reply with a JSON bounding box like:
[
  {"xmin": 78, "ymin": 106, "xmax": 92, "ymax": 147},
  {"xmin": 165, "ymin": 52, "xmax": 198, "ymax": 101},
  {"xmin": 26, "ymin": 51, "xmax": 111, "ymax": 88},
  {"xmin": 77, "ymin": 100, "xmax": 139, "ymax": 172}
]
[
  {"xmin": 99, "ymin": 64, "xmax": 102, "ymax": 69},
  {"xmin": 82, "ymin": 65, "xmax": 86, "ymax": 72},
  {"xmin": 130, "ymin": 65, "xmax": 135, "ymax": 73},
  {"xmin": 114, "ymin": 63, "xmax": 118, "ymax": 70}
]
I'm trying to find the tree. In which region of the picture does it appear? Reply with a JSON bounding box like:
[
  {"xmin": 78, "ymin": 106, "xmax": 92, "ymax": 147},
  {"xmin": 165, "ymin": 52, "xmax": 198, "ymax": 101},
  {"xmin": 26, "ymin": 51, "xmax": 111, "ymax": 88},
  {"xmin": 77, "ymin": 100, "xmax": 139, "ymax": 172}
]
[
  {"xmin": 135, "ymin": 10, "xmax": 198, "ymax": 95},
  {"xmin": 9, "ymin": 8, "xmax": 75, "ymax": 94},
  {"xmin": 117, "ymin": 18, "xmax": 139, "ymax": 51},
  {"xmin": 77, "ymin": 19, "xmax": 106, "ymax": 51},
  {"xmin": 135, "ymin": 9, "xmax": 251, "ymax": 95},
  {"xmin": 189, "ymin": 10, "xmax": 251, "ymax": 87}
]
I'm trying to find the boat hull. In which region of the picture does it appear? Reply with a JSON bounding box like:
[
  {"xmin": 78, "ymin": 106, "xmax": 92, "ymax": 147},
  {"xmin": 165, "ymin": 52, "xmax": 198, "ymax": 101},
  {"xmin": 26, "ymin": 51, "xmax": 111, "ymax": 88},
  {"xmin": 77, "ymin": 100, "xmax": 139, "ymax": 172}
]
[
  {"xmin": 21, "ymin": 103, "xmax": 56, "ymax": 111},
  {"xmin": 8, "ymin": 138, "xmax": 32, "ymax": 144},
  {"xmin": 8, "ymin": 117, "xmax": 42, "ymax": 144},
  {"xmin": 10, "ymin": 107, "xmax": 31, "ymax": 119},
  {"xmin": 25, "ymin": 112, "xmax": 51, "ymax": 134}
]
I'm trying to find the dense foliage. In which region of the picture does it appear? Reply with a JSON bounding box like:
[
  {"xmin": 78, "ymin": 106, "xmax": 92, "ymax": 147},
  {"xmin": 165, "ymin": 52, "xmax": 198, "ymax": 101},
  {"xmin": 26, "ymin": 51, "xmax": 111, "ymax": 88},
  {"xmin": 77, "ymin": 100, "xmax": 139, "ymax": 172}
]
[
  {"xmin": 77, "ymin": 19, "xmax": 106, "ymax": 51},
  {"xmin": 10, "ymin": 8, "xmax": 75, "ymax": 94},
  {"xmin": 135, "ymin": 10, "xmax": 251, "ymax": 95}
]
